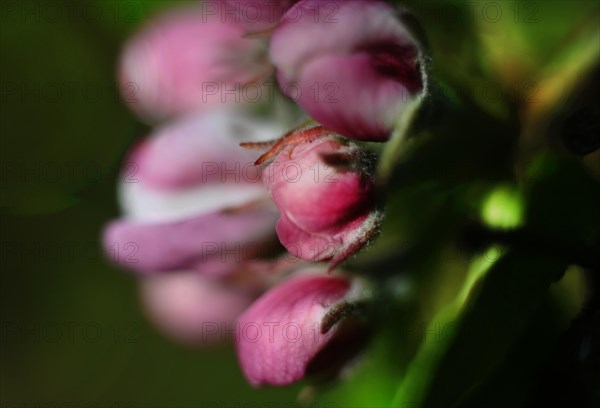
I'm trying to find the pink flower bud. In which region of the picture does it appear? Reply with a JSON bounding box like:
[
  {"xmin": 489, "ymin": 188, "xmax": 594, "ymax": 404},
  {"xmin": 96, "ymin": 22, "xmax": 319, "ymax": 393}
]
[
  {"xmin": 260, "ymin": 126, "xmax": 381, "ymax": 267},
  {"xmin": 103, "ymin": 110, "xmax": 285, "ymax": 275},
  {"xmin": 270, "ymin": 0, "xmax": 425, "ymax": 141},
  {"xmin": 119, "ymin": 5, "xmax": 271, "ymax": 121},
  {"xmin": 141, "ymin": 273, "xmax": 253, "ymax": 345},
  {"xmin": 236, "ymin": 272, "xmax": 362, "ymax": 386}
]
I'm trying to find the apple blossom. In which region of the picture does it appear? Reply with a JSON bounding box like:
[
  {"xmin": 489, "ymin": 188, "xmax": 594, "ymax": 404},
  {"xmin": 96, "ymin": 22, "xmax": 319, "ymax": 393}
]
[
  {"xmin": 103, "ymin": 109, "xmax": 285, "ymax": 275},
  {"xmin": 270, "ymin": 0, "xmax": 425, "ymax": 141},
  {"xmin": 236, "ymin": 272, "xmax": 366, "ymax": 386},
  {"xmin": 119, "ymin": 4, "xmax": 272, "ymax": 121},
  {"xmin": 258, "ymin": 126, "xmax": 382, "ymax": 267},
  {"xmin": 102, "ymin": 0, "xmax": 437, "ymax": 389}
]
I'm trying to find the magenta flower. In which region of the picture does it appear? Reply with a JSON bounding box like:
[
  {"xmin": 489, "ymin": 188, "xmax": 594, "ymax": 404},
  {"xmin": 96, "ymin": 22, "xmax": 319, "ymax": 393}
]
[
  {"xmin": 270, "ymin": 0, "xmax": 425, "ymax": 141},
  {"xmin": 119, "ymin": 4, "xmax": 272, "ymax": 121},
  {"xmin": 258, "ymin": 126, "xmax": 381, "ymax": 267},
  {"xmin": 103, "ymin": 109, "xmax": 285, "ymax": 275},
  {"xmin": 236, "ymin": 272, "xmax": 364, "ymax": 386}
]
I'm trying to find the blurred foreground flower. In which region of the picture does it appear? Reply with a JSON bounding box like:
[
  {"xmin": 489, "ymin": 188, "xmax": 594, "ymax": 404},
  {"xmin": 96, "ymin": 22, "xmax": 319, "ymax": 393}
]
[
  {"xmin": 103, "ymin": 109, "xmax": 284, "ymax": 275},
  {"xmin": 119, "ymin": 5, "xmax": 272, "ymax": 121},
  {"xmin": 270, "ymin": 0, "xmax": 426, "ymax": 141},
  {"xmin": 141, "ymin": 272, "xmax": 254, "ymax": 345}
]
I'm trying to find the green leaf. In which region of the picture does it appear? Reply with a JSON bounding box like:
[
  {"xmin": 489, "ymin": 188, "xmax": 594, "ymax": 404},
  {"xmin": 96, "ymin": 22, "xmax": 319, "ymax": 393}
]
[{"xmin": 392, "ymin": 248, "xmax": 566, "ymax": 408}]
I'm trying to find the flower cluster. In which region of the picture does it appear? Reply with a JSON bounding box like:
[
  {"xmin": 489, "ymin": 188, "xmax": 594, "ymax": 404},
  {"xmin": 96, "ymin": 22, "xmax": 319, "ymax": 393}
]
[{"xmin": 104, "ymin": 0, "xmax": 425, "ymax": 386}]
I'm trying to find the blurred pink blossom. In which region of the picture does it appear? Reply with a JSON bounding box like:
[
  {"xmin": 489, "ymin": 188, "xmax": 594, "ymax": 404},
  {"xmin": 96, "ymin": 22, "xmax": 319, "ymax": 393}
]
[
  {"xmin": 141, "ymin": 272, "xmax": 254, "ymax": 345},
  {"xmin": 119, "ymin": 5, "xmax": 272, "ymax": 121},
  {"xmin": 103, "ymin": 109, "xmax": 285, "ymax": 275},
  {"xmin": 270, "ymin": 0, "xmax": 424, "ymax": 141}
]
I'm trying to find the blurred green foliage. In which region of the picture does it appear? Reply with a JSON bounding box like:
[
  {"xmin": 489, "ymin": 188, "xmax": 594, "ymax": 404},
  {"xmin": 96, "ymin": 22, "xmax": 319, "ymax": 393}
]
[{"xmin": 321, "ymin": 0, "xmax": 600, "ymax": 407}]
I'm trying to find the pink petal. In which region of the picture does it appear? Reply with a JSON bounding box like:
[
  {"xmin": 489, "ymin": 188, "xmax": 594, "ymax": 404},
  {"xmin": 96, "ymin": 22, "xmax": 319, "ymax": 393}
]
[
  {"xmin": 270, "ymin": 0, "xmax": 423, "ymax": 141},
  {"xmin": 280, "ymin": 52, "xmax": 415, "ymax": 140},
  {"xmin": 103, "ymin": 205, "xmax": 278, "ymax": 275},
  {"xmin": 141, "ymin": 272, "xmax": 253, "ymax": 345},
  {"xmin": 275, "ymin": 213, "xmax": 340, "ymax": 262},
  {"xmin": 117, "ymin": 111, "xmax": 285, "ymax": 224},
  {"xmin": 236, "ymin": 273, "xmax": 352, "ymax": 386},
  {"xmin": 276, "ymin": 211, "xmax": 378, "ymax": 266},
  {"xmin": 119, "ymin": 5, "xmax": 269, "ymax": 121},
  {"xmin": 272, "ymin": 0, "xmax": 416, "ymax": 74},
  {"xmin": 126, "ymin": 111, "xmax": 282, "ymax": 192},
  {"xmin": 266, "ymin": 136, "xmax": 374, "ymax": 232}
]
